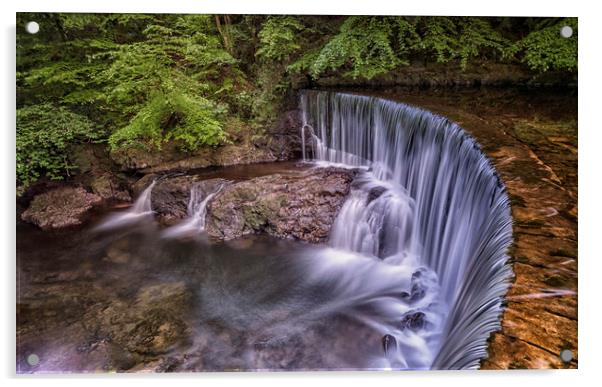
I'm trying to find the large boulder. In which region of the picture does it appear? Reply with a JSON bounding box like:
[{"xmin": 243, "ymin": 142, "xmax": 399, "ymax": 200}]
[
  {"xmin": 205, "ymin": 167, "xmax": 356, "ymax": 243},
  {"xmin": 21, "ymin": 187, "xmax": 102, "ymax": 230}
]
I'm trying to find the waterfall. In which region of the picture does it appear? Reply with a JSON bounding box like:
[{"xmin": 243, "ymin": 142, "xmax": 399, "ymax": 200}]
[
  {"xmin": 95, "ymin": 180, "xmax": 156, "ymax": 231},
  {"xmin": 162, "ymin": 182, "xmax": 225, "ymax": 238},
  {"xmin": 299, "ymin": 90, "xmax": 513, "ymax": 369}
]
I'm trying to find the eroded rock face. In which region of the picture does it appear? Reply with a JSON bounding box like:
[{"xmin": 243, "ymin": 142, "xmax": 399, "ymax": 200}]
[
  {"xmin": 150, "ymin": 177, "xmax": 230, "ymax": 225},
  {"xmin": 21, "ymin": 187, "xmax": 102, "ymax": 230},
  {"xmin": 260, "ymin": 109, "xmax": 303, "ymax": 161},
  {"xmin": 90, "ymin": 173, "xmax": 131, "ymax": 202},
  {"xmin": 140, "ymin": 144, "xmax": 278, "ymax": 174},
  {"xmin": 205, "ymin": 167, "xmax": 356, "ymax": 243},
  {"xmin": 110, "ymin": 110, "xmax": 302, "ymax": 174}
]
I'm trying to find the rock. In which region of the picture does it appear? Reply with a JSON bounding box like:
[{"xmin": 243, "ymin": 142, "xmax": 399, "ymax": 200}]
[
  {"xmin": 367, "ymin": 186, "xmax": 387, "ymax": 203},
  {"xmin": 21, "ymin": 187, "xmax": 102, "ymax": 230},
  {"xmin": 110, "ymin": 146, "xmax": 172, "ymax": 171},
  {"xmin": 399, "ymin": 311, "xmax": 427, "ymax": 331},
  {"xmin": 205, "ymin": 167, "xmax": 356, "ymax": 243},
  {"xmin": 68, "ymin": 144, "xmax": 114, "ymax": 176},
  {"xmin": 400, "ymin": 268, "xmax": 435, "ymax": 303},
  {"xmin": 90, "ymin": 173, "xmax": 131, "ymax": 202},
  {"xmin": 263, "ymin": 109, "xmax": 303, "ymax": 160},
  {"xmin": 382, "ymin": 334, "xmax": 397, "ymax": 356},
  {"xmin": 82, "ymin": 282, "xmax": 192, "ymax": 356},
  {"xmin": 141, "ymin": 144, "xmax": 277, "ymax": 174},
  {"xmin": 132, "ymin": 174, "xmax": 158, "ymax": 197},
  {"xmin": 150, "ymin": 176, "xmax": 229, "ymax": 225}
]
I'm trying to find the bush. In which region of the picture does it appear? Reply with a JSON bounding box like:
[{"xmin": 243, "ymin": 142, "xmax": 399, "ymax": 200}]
[
  {"xmin": 16, "ymin": 104, "xmax": 98, "ymax": 193},
  {"xmin": 514, "ymin": 18, "xmax": 578, "ymax": 72},
  {"xmin": 108, "ymin": 91, "xmax": 227, "ymax": 152}
]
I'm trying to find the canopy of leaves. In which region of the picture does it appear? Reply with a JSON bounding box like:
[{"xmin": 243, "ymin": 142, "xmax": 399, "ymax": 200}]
[
  {"xmin": 256, "ymin": 16, "xmax": 304, "ymax": 61},
  {"xmin": 306, "ymin": 17, "xmax": 416, "ymax": 79}
]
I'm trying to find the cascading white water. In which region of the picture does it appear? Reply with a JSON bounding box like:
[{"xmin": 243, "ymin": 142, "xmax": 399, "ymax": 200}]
[
  {"xmin": 95, "ymin": 180, "xmax": 156, "ymax": 231},
  {"xmin": 300, "ymin": 90, "xmax": 513, "ymax": 369},
  {"xmin": 162, "ymin": 182, "xmax": 225, "ymax": 238}
]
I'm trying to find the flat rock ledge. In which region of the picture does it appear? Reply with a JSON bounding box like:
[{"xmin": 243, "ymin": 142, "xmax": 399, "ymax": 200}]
[
  {"xmin": 205, "ymin": 167, "xmax": 356, "ymax": 243},
  {"xmin": 147, "ymin": 167, "xmax": 356, "ymax": 243},
  {"xmin": 21, "ymin": 187, "xmax": 103, "ymax": 230}
]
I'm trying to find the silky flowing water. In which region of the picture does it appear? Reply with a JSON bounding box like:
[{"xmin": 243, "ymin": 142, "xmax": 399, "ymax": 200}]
[
  {"xmin": 300, "ymin": 90, "xmax": 513, "ymax": 369},
  {"xmin": 17, "ymin": 91, "xmax": 513, "ymax": 372}
]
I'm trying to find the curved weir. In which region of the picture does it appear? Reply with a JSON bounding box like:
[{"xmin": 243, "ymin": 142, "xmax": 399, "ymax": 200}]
[{"xmin": 299, "ymin": 90, "xmax": 513, "ymax": 369}]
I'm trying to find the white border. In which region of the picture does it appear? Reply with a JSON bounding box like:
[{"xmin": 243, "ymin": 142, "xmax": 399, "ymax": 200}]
[{"xmin": 2, "ymin": 1, "xmax": 600, "ymax": 386}]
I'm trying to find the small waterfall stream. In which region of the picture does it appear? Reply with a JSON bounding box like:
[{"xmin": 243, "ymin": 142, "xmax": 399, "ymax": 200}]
[
  {"xmin": 162, "ymin": 182, "xmax": 226, "ymax": 238},
  {"xmin": 95, "ymin": 180, "xmax": 156, "ymax": 231},
  {"xmin": 299, "ymin": 90, "xmax": 513, "ymax": 369}
]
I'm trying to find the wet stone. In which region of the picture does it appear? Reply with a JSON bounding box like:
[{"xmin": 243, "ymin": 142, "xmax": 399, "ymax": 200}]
[{"xmin": 400, "ymin": 311, "xmax": 427, "ymax": 331}]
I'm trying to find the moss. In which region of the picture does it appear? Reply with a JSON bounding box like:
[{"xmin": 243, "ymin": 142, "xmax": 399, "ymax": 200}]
[
  {"xmin": 242, "ymin": 206, "xmax": 267, "ymax": 230},
  {"xmin": 233, "ymin": 187, "xmax": 259, "ymax": 202}
]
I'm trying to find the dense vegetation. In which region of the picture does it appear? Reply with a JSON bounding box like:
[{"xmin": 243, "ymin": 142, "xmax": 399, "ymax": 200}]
[{"xmin": 16, "ymin": 14, "xmax": 577, "ymax": 194}]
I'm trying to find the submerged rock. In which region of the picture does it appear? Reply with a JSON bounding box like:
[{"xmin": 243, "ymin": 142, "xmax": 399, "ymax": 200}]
[
  {"xmin": 82, "ymin": 282, "xmax": 192, "ymax": 356},
  {"xmin": 367, "ymin": 186, "xmax": 387, "ymax": 204},
  {"xmin": 400, "ymin": 268, "xmax": 435, "ymax": 303},
  {"xmin": 21, "ymin": 187, "xmax": 102, "ymax": 230},
  {"xmin": 205, "ymin": 167, "xmax": 356, "ymax": 243}
]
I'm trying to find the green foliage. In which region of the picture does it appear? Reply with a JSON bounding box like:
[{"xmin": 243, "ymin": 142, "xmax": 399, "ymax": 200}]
[
  {"xmin": 455, "ymin": 18, "xmax": 510, "ymax": 69},
  {"xmin": 16, "ymin": 104, "xmax": 98, "ymax": 193},
  {"xmin": 293, "ymin": 16, "xmax": 514, "ymax": 78},
  {"xmin": 108, "ymin": 91, "xmax": 226, "ymax": 151},
  {"xmin": 415, "ymin": 17, "xmax": 458, "ymax": 64},
  {"xmin": 256, "ymin": 16, "xmax": 304, "ymax": 61},
  {"xmin": 514, "ymin": 18, "xmax": 578, "ymax": 72},
  {"xmin": 306, "ymin": 17, "xmax": 416, "ymax": 79},
  {"xmin": 100, "ymin": 16, "xmax": 233, "ymax": 150}
]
